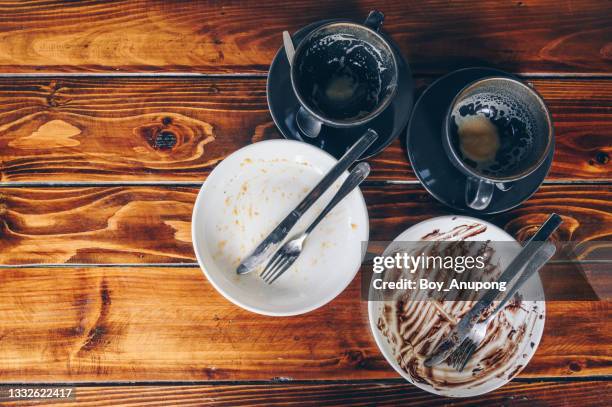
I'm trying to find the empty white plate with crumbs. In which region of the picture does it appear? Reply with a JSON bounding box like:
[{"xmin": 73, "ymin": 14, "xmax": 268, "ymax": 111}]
[{"xmin": 192, "ymin": 139, "xmax": 369, "ymax": 316}]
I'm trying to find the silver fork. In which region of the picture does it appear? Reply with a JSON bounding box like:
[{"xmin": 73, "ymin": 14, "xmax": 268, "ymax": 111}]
[
  {"xmin": 446, "ymin": 241, "xmax": 556, "ymax": 371},
  {"xmin": 260, "ymin": 162, "xmax": 370, "ymax": 284}
]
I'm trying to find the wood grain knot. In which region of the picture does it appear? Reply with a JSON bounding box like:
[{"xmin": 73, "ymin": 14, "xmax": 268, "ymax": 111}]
[
  {"xmin": 45, "ymin": 80, "xmax": 67, "ymax": 107},
  {"xmin": 344, "ymin": 350, "xmax": 368, "ymax": 368},
  {"xmin": 569, "ymin": 361, "xmax": 582, "ymax": 372},
  {"xmin": 140, "ymin": 127, "xmax": 178, "ymax": 151},
  {"xmin": 155, "ymin": 131, "xmax": 177, "ymax": 150},
  {"xmin": 134, "ymin": 115, "xmax": 212, "ymax": 154},
  {"xmin": 595, "ymin": 151, "xmax": 609, "ymax": 165}
]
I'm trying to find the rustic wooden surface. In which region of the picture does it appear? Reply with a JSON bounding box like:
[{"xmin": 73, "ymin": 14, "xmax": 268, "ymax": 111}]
[
  {"xmin": 0, "ymin": 0, "xmax": 609, "ymax": 405},
  {"xmin": 0, "ymin": 185, "xmax": 609, "ymax": 264},
  {"xmin": 0, "ymin": 267, "xmax": 608, "ymax": 381},
  {"xmin": 1, "ymin": 381, "xmax": 610, "ymax": 407},
  {"xmin": 0, "ymin": 0, "xmax": 609, "ymax": 75},
  {"xmin": 0, "ymin": 78, "xmax": 608, "ymax": 182}
]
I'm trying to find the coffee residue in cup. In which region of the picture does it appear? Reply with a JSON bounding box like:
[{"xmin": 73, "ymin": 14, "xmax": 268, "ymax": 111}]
[
  {"xmin": 450, "ymin": 93, "xmax": 534, "ymax": 178},
  {"xmin": 325, "ymin": 70, "xmax": 359, "ymax": 102},
  {"xmin": 457, "ymin": 115, "xmax": 501, "ymax": 164},
  {"xmin": 299, "ymin": 33, "xmax": 385, "ymax": 121}
]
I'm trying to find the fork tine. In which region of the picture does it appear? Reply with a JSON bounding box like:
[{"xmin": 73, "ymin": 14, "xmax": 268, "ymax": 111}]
[
  {"xmin": 449, "ymin": 339, "xmax": 476, "ymax": 371},
  {"xmin": 262, "ymin": 255, "xmax": 286, "ymax": 281},
  {"xmin": 451, "ymin": 339, "xmax": 472, "ymax": 369},
  {"xmin": 264, "ymin": 250, "xmax": 290, "ymax": 281},
  {"xmin": 266, "ymin": 256, "xmax": 297, "ymax": 284},
  {"xmin": 261, "ymin": 251, "xmax": 284, "ymax": 279},
  {"xmin": 448, "ymin": 340, "xmax": 469, "ymax": 368},
  {"xmin": 265, "ymin": 255, "xmax": 292, "ymax": 283},
  {"xmin": 457, "ymin": 342, "xmax": 477, "ymax": 372},
  {"xmin": 456, "ymin": 341, "xmax": 472, "ymax": 369},
  {"xmin": 266, "ymin": 258, "xmax": 293, "ymax": 284}
]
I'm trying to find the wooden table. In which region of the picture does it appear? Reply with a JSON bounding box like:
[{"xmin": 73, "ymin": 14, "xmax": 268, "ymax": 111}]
[{"xmin": 0, "ymin": 1, "xmax": 609, "ymax": 405}]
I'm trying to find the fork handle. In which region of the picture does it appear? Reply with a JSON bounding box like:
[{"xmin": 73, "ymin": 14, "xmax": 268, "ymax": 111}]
[{"xmin": 304, "ymin": 162, "xmax": 370, "ymax": 236}]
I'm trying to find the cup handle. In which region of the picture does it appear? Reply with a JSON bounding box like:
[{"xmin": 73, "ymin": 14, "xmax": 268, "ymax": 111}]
[
  {"xmin": 364, "ymin": 10, "xmax": 385, "ymax": 31},
  {"xmin": 466, "ymin": 178, "xmax": 494, "ymax": 210},
  {"xmin": 296, "ymin": 106, "xmax": 323, "ymax": 138}
]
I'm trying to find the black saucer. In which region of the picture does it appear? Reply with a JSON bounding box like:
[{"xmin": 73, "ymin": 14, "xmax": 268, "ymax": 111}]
[
  {"xmin": 406, "ymin": 67, "xmax": 554, "ymax": 215},
  {"xmin": 267, "ymin": 19, "xmax": 414, "ymax": 159}
]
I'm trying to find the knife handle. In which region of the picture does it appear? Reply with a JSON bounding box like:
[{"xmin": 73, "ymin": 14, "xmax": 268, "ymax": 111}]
[
  {"xmin": 523, "ymin": 213, "xmax": 563, "ymax": 245},
  {"xmin": 304, "ymin": 162, "xmax": 370, "ymax": 235},
  {"xmin": 490, "ymin": 241, "xmax": 556, "ymax": 317},
  {"xmin": 496, "ymin": 213, "xmax": 562, "ymax": 287},
  {"xmin": 294, "ymin": 129, "xmax": 377, "ymax": 216},
  {"xmin": 474, "ymin": 214, "xmax": 562, "ymax": 317}
]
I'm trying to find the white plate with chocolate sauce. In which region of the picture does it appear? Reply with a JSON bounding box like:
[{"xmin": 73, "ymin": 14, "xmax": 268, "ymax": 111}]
[
  {"xmin": 368, "ymin": 216, "xmax": 545, "ymax": 397},
  {"xmin": 192, "ymin": 139, "xmax": 369, "ymax": 316}
]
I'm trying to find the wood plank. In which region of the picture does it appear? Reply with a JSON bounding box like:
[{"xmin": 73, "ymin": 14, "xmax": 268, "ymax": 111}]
[
  {"xmin": 0, "ymin": 78, "xmax": 609, "ymax": 183},
  {"xmin": 0, "ymin": 186, "xmax": 198, "ymax": 264},
  {"xmin": 0, "ymin": 184, "xmax": 609, "ymax": 265},
  {"xmin": 2, "ymin": 381, "xmax": 610, "ymax": 407},
  {"xmin": 0, "ymin": 266, "xmax": 608, "ymax": 382},
  {"xmin": 366, "ymin": 184, "xmax": 612, "ymax": 259},
  {"xmin": 0, "ymin": 0, "xmax": 608, "ymax": 74}
]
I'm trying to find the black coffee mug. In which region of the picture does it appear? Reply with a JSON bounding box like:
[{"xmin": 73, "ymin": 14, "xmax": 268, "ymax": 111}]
[
  {"xmin": 442, "ymin": 77, "xmax": 554, "ymax": 210},
  {"xmin": 285, "ymin": 10, "xmax": 398, "ymax": 138}
]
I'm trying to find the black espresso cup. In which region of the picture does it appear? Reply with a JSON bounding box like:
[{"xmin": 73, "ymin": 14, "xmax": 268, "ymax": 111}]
[
  {"xmin": 285, "ymin": 10, "xmax": 398, "ymax": 138},
  {"xmin": 442, "ymin": 77, "xmax": 554, "ymax": 210}
]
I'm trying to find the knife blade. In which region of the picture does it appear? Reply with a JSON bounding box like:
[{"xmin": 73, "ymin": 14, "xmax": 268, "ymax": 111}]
[
  {"xmin": 236, "ymin": 129, "xmax": 378, "ymax": 275},
  {"xmin": 424, "ymin": 213, "xmax": 562, "ymax": 367}
]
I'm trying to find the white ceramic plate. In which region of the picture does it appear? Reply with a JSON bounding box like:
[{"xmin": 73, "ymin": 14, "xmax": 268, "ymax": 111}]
[
  {"xmin": 192, "ymin": 139, "xmax": 369, "ymax": 316},
  {"xmin": 368, "ymin": 215, "xmax": 545, "ymax": 397}
]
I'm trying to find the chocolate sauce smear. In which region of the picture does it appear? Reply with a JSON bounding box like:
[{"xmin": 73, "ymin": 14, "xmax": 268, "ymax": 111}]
[{"xmin": 376, "ymin": 222, "xmax": 544, "ymax": 392}]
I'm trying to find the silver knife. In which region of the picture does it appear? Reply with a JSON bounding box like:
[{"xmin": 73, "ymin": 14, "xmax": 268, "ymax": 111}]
[
  {"xmin": 424, "ymin": 213, "xmax": 562, "ymax": 367},
  {"xmin": 236, "ymin": 129, "xmax": 378, "ymax": 275}
]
